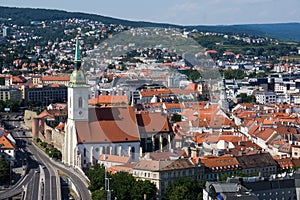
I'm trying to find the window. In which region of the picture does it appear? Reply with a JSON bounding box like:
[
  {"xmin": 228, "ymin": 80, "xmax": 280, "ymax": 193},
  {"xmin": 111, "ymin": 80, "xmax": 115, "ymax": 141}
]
[
  {"xmin": 78, "ymin": 97, "xmax": 83, "ymax": 108},
  {"xmin": 84, "ymin": 148, "xmax": 86, "ymax": 157}
]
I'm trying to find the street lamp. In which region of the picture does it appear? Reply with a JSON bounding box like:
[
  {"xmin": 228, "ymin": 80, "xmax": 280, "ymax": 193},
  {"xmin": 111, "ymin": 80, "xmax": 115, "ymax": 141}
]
[{"xmin": 105, "ymin": 167, "xmax": 112, "ymax": 200}]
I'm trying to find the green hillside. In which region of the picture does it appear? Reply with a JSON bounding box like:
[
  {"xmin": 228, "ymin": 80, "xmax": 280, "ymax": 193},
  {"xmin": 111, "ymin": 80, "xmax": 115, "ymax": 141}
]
[{"xmin": 0, "ymin": 6, "xmax": 300, "ymax": 42}]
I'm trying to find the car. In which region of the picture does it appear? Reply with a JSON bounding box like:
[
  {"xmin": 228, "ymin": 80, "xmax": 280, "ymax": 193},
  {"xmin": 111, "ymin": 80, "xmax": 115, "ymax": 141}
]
[
  {"xmin": 34, "ymin": 168, "xmax": 39, "ymax": 173},
  {"xmin": 41, "ymin": 165, "xmax": 46, "ymax": 169}
]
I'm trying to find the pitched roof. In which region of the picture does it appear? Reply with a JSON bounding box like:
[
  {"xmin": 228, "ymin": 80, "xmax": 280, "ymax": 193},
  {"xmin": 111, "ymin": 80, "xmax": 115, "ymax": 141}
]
[
  {"xmin": 236, "ymin": 153, "xmax": 277, "ymax": 169},
  {"xmin": 41, "ymin": 76, "xmax": 70, "ymax": 81},
  {"xmin": 99, "ymin": 154, "xmax": 130, "ymax": 164},
  {"xmin": 275, "ymin": 126, "xmax": 297, "ymax": 135},
  {"xmin": 136, "ymin": 112, "xmax": 172, "ymax": 133},
  {"xmin": 273, "ymin": 156, "xmax": 294, "ymax": 169},
  {"xmin": 146, "ymin": 150, "xmax": 187, "ymax": 161},
  {"xmin": 37, "ymin": 109, "xmax": 68, "ymax": 119},
  {"xmin": 75, "ymin": 106, "xmax": 140, "ymax": 144},
  {"xmin": 12, "ymin": 76, "xmax": 27, "ymax": 83},
  {"xmin": 0, "ymin": 135, "xmax": 15, "ymax": 149},
  {"xmin": 107, "ymin": 163, "xmax": 135, "ymax": 174},
  {"xmin": 90, "ymin": 95, "xmax": 128, "ymax": 105},
  {"xmin": 198, "ymin": 155, "xmax": 239, "ymax": 171},
  {"xmin": 55, "ymin": 122, "xmax": 65, "ymax": 131},
  {"xmin": 255, "ymin": 128, "xmax": 276, "ymax": 141},
  {"xmin": 133, "ymin": 158, "xmax": 195, "ymax": 171}
]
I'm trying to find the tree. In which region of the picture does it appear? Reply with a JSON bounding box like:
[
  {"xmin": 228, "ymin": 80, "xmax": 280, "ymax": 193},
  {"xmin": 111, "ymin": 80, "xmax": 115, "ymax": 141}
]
[
  {"xmin": 187, "ymin": 70, "xmax": 201, "ymax": 82},
  {"xmin": 237, "ymin": 93, "xmax": 256, "ymax": 103},
  {"xmin": 131, "ymin": 180, "xmax": 157, "ymax": 200},
  {"xmin": 163, "ymin": 177, "xmax": 205, "ymax": 200},
  {"xmin": 5, "ymin": 99, "xmax": 21, "ymax": 112},
  {"xmin": 171, "ymin": 113, "xmax": 182, "ymax": 123},
  {"xmin": 110, "ymin": 171, "xmax": 136, "ymax": 200},
  {"xmin": 92, "ymin": 190, "xmax": 106, "ymax": 200},
  {"xmin": 86, "ymin": 163, "xmax": 106, "ymax": 192},
  {"xmin": 223, "ymin": 69, "xmax": 246, "ymax": 79},
  {"xmin": 0, "ymin": 157, "xmax": 10, "ymax": 185}
]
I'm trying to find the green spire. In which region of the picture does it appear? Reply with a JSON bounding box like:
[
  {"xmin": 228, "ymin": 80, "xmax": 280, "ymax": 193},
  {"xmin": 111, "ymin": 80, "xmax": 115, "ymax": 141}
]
[
  {"xmin": 69, "ymin": 37, "xmax": 87, "ymax": 87},
  {"xmin": 74, "ymin": 37, "xmax": 81, "ymax": 70}
]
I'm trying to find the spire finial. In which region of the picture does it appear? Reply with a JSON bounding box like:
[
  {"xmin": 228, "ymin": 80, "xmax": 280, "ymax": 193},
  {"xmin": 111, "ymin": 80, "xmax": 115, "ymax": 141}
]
[{"xmin": 74, "ymin": 36, "xmax": 81, "ymax": 70}]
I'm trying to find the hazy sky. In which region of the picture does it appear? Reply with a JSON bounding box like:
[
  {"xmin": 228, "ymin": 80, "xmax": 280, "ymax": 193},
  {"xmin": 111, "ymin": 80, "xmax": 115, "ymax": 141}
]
[{"xmin": 1, "ymin": 0, "xmax": 300, "ymax": 25}]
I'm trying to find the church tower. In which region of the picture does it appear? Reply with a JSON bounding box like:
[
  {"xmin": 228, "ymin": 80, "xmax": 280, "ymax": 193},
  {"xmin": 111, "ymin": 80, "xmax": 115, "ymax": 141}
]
[
  {"xmin": 68, "ymin": 37, "xmax": 89, "ymax": 121},
  {"xmin": 63, "ymin": 37, "xmax": 89, "ymax": 167}
]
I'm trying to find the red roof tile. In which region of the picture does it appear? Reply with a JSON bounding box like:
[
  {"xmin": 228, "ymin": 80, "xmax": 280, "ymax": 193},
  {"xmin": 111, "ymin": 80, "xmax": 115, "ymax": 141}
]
[{"xmin": 76, "ymin": 107, "xmax": 140, "ymax": 144}]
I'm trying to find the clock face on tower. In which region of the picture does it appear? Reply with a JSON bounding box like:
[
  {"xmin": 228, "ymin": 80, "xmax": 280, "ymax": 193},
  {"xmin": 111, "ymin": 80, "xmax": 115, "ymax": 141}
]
[{"xmin": 79, "ymin": 111, "xmax": 83, "ymax": 116}]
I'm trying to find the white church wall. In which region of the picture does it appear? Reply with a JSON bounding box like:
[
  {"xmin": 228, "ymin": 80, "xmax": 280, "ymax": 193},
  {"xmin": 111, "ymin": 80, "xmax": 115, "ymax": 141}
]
[{"xmin": 77, "ymin": 141, "xmax": 140, "ymax": 167}]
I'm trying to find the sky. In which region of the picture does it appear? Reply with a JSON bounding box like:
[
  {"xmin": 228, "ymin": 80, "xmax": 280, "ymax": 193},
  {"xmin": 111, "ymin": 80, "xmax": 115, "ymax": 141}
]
[{"xmin": 0, "ymin": 0, "xmax": 300, "ymax": 25}]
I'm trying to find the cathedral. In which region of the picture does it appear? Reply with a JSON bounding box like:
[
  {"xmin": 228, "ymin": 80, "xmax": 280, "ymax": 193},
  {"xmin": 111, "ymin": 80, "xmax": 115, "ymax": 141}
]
[{"xmin": 62, "ymin": 38, "xmax": 141, "ymax": 169}]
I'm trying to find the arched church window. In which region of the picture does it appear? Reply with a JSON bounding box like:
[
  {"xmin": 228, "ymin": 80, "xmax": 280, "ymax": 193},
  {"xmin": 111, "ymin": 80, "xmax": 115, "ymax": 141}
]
[
  {"xmin": 69, "ymin": 97, "xmax": 72, "ymax": 108},
  {"xmin": 78, "ymin": 97, "xmax": 83, "ymax": 108}
]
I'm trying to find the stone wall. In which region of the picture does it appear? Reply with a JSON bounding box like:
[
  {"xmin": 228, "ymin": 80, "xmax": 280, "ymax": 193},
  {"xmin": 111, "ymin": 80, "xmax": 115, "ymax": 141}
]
[
  {"xmin": 24, "ymin": 109, "xmax": 64, "ymax": 151},
  {"xmin": 39, "ymin": 124, "xmax": 64, "ymax": 151},
  {"xmin": 24, "ymin": 110, "xmax": 38, "ymax": 129}
]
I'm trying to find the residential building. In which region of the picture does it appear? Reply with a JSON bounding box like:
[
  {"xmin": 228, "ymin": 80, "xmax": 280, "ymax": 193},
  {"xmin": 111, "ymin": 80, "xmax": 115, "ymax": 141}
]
[
  {"xmin": 242, "ymin": 176, "xmax": 297, "ymax": 200},
  {"xmin": 255, "ymin": 91, "xmax": 276, "ymax": 104},
  {"xmin": 0, "ymin": 132, "xmax": 16, "ymax": 166},
  {"xmin": 98, "ymin": 154, "xmax": 131, "ymax": 168},
  {"xmin": 41, "ymin": 75, "xmax": 70, "ymax": 86},
  {"xmin": 236, "ymin": 153, "xmax": 277, "ymax": 176},
  {"xmin": 133, "ymin": 158, "xmax": 202, "ymax": 198},
  {"xmin": 0, "ymin": 86, "xmax": 22, "ymax": 102},
  {"xmin": 198, "ymin": 155, "xmax": 241, "ymax": 181},
  {"xmin": 203, "ymin": 181, "xmax": 258, "ymax": 200},
  {"xmin": 21, "ymin": 84, "xmax": 67, "ymax": 106}
]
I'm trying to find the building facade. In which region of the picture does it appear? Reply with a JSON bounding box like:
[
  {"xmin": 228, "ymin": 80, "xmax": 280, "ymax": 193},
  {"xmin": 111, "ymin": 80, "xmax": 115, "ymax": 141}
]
[
  {"xmin": 21, "ymin": 84, "xmax": 67, "ymax": 106},
  {"xmin": 0, "ymin": 86, "xmax": 22, "ymax": 102}
]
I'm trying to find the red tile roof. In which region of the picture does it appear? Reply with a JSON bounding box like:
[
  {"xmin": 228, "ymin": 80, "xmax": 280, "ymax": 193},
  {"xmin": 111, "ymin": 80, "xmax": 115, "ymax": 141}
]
[
  {"xmin": 41, "ymin": 76, "xmax": 70, "ymax": 81},
  {"xmin": 76, "ymin": 107, "xmax": 140, "ymax": 144},
  {"xmin": 136, "ymin": 112, "xmax": 172, "ymax": 133},
  {"xmin": 89, "ymin": 95, "xmax": 128, "ymax": 105},
  {"xmin": 0, "ymin": 135, "xmax": 15, "ymax": 149},
  {"xmin": 99, "ymin": 154, "xmax": 130, "ymax": 164},
  {"xmin": 198, "ymin": 155, "xmax": 240, "ymax": 171}
]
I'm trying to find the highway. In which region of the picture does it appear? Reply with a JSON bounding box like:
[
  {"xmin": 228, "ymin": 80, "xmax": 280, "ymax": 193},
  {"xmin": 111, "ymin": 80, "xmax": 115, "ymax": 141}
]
[
  {"xmin": 0, "ymin": 115, "xmax": 91, "ymax": 200},
  {"xmin": 25, "ymin": 171, "xmax": 39, "ymax": 200}
]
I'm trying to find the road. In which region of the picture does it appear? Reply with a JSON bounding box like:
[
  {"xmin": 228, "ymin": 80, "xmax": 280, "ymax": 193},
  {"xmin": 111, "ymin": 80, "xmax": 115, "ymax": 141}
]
[
  {"xmin": 25, "ymin": 171, "xmax": 39, "ymax": 200},
  {"xmin": 26, "ymin": 143, "xmax": 59, "ymax": 200},
  {"xmin": 0, "ymin": 114, "xmax": 91, "ymax": 200}
]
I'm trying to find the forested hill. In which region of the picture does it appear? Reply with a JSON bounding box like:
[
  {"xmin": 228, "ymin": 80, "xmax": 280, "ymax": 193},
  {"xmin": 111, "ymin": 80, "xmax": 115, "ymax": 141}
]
[
  {"xmin": 1, "ymin": 6, "xmax": 300, "ymax": 42},
  {"xmin": 0, "ymin": 6, "xmax": 180, "ymax": 28},
  {"xmin": 192, "ymin": 23, "xmax": 300, "ymax": 42}
]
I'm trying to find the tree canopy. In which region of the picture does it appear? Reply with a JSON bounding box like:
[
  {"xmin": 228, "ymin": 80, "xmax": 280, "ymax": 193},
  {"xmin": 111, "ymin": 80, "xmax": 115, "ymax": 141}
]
[
  {"xmin": 0, "ymin": 157, "xmax": 10, "ymax": 185},
  {"xmin": 163, "ymin": 177, "xmax": 205, "ymax": 200},
  {"xmin": 86, "ymin": 163, "xmax": 157, "ymax": 200}
]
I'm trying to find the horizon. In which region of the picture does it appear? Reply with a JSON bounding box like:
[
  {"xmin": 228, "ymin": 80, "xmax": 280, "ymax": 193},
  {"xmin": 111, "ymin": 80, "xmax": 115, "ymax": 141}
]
[{"xmin": 0, "ymin": 0, "xmax": 300, "ymax": 26}]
